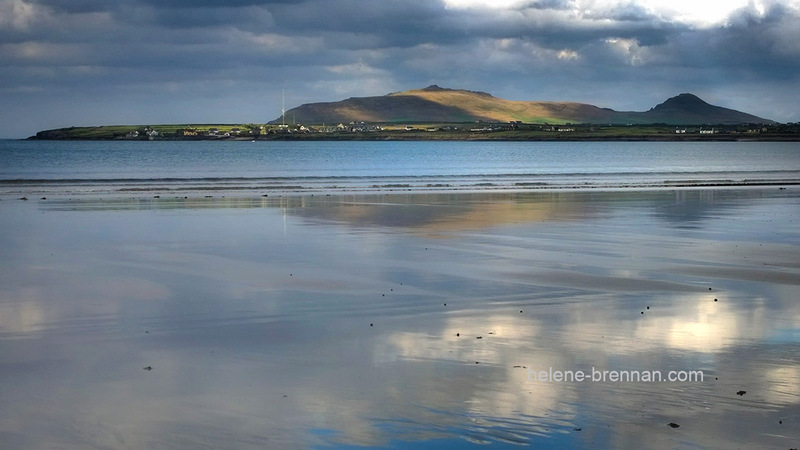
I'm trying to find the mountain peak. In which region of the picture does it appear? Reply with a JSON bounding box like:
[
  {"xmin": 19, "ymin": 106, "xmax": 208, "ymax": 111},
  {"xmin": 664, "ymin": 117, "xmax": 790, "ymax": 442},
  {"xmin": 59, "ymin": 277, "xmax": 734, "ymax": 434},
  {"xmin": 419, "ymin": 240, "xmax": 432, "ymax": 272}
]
[
  {"xmin": 654, "ymin": 93, "xmax": 710, "ymax": 110},
  {"xmin": 643, "ymin": 93, "xmax": 772, "ymax": 124}
]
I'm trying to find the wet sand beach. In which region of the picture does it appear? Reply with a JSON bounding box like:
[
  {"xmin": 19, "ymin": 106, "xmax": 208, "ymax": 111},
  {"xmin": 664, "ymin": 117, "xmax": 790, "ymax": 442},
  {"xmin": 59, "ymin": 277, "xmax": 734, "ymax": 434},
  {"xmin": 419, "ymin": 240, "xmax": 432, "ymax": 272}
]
[{"xmin": 0, "ymin": 187, "xmax": 799, "ymax": 449}]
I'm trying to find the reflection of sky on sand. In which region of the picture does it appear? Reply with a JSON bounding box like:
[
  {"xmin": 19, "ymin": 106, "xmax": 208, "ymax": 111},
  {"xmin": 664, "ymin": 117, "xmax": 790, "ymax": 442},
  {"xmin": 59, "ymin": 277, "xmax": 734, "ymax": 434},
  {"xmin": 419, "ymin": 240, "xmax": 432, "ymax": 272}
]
[
  {"xmin": 1, "ymin": 188, "xmax": 799, "ymax": 448},
  {"xmin": 559, "ymin": 293, "xmax": 770, "ymax": 354}
]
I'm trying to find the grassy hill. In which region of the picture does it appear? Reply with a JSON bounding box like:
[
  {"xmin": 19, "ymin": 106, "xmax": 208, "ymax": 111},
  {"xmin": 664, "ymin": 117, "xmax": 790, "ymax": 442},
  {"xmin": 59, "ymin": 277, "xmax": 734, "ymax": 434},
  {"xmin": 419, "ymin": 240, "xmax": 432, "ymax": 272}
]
[{"xmin": 272, "ymin": 85, "xmax": 772, "ymax": 125}]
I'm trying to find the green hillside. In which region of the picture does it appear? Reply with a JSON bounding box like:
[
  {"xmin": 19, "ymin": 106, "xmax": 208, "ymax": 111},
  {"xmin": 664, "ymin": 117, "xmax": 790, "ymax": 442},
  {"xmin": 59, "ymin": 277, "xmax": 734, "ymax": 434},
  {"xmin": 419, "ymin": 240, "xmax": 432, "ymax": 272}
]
[{"xmin": 272, "ymin": 86, "xmax": 773, "ymax": 125}]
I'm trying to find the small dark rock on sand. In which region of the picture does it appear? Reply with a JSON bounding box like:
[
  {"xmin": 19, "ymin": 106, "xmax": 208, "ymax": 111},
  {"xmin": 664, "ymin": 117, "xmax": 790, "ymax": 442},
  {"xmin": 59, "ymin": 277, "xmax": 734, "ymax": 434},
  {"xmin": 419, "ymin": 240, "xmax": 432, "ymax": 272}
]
[
  {"xmin": 737, "ymin": 390, "xmax": 746, "ymax": 396},
  {"xmin": 668, "ymin": 422, "xmax": 680, "ymax": 428}
]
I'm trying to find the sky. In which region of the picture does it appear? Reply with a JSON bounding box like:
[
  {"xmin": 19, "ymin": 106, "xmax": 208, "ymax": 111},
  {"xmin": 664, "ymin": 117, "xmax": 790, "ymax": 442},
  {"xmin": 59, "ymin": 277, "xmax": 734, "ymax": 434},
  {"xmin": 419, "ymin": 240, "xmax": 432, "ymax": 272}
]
[{"xmin": 1, "ymin": 0, "xmax": 799, "ymax": 138}]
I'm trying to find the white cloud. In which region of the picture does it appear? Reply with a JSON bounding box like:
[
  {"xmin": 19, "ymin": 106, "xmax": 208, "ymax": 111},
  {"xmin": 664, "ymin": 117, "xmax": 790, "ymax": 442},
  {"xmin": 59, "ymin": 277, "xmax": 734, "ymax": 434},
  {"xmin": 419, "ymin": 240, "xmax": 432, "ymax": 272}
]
[
  {"xmin": 617, "ymin": 0, "xmax": 751, "ymax": 26},
  {"xmin": 445, "ymin": 0, "xmax": 795, "ymax": 28},
  {"xmin": 0, "ymin": 0, "xmax": 39, "ymax": 30},
  {"xmin": 558, "ymin": 49, "xmax": 580, "ymax": 60},
  {"xmin": 605, "ymin": 37, "xmax": 648, "ymax": 65}
]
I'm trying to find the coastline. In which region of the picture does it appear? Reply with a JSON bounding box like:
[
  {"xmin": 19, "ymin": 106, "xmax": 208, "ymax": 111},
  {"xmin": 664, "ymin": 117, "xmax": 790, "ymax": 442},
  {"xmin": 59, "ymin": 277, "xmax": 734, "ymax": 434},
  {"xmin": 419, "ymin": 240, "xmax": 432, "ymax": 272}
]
[
  {"xmin": 26, "ymin": 123, "xmax": 800, "ymax": 142},
  {"xmin": 25, "ymin": 133, "xmax": 800, "ymax": 142}
]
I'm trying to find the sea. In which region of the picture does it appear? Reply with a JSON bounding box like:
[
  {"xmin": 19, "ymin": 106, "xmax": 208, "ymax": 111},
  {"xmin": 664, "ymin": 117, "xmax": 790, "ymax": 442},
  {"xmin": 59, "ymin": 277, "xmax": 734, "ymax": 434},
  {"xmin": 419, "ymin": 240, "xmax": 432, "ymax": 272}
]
[{"xmin": 1, "ymin": 140, "xmax": 798, "ymax": 196}]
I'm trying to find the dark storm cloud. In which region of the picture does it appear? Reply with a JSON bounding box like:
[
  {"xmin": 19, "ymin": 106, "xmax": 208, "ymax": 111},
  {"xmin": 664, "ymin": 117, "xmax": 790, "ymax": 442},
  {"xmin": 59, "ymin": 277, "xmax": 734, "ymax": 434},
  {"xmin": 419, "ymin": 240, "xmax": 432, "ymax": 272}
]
[
  {"xmin": 27, "ymin": 0, "xmax": 115, "ymax": 13},
  {"xmin": 1, "ymin": 0, "xmax": 799, "ymax": 137},
  {"xmin": 666, "ymin": 3, "xmax": 800, "ymax": 76},
  {"xmin": 138, "ymin": 0, "xmax": 304, "ymax": 7}
]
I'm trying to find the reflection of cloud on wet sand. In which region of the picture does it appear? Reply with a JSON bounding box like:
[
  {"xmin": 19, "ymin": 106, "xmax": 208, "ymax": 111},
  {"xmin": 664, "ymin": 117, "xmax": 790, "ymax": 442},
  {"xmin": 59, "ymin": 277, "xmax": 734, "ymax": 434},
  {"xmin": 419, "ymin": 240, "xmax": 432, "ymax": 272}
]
[
  {"xmin": 374, "ymin": 314, "xmax": 577, "ymax": 423},
  {"xmin": 636, "ymin": 295, "xmax": 767, "ymax": 353},
  {"xmin": 560, "ymin": 293, "xmax": 769, "ymax": 354},
  {"xmin": 0, "ymin": 288, "xmax": 46, "ymax": 334},
  {"xmin": 763, "ymin": 366, "xmax": 800, "ymax": 405},
  {"xmin": 0, "ymin": 274, "xmax": 170, "ymax": 337},
  {"xmin": 375, "ymin": 314, "xmax": 543, "ymax": 363}
]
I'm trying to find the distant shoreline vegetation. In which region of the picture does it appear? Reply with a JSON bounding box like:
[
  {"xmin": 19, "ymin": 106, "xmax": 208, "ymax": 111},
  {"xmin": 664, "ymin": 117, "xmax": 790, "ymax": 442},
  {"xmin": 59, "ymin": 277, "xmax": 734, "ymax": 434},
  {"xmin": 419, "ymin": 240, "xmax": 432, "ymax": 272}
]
[
  {"xmin": 28, "ymin": 122, "xmax": 800, "ymax": 141},
  {"xmin": 27, "ymin": 88, "xmax": 799, "ymax": 141}
]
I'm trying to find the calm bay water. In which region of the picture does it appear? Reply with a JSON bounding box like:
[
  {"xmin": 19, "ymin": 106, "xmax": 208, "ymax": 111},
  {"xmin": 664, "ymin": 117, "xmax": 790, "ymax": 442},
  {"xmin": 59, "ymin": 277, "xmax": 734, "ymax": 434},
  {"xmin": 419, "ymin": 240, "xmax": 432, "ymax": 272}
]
[{"xmin": 1, "ymin": 140, "xmax": 798, "ymax": 195}]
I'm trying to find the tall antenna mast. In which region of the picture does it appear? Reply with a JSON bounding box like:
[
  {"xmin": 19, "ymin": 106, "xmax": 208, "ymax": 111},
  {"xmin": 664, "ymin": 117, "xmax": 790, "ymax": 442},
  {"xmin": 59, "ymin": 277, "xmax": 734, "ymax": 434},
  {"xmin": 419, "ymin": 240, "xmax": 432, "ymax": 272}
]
[{"xmin": 281, "ymin": 90, "xmax": 285, "ymax": 127}]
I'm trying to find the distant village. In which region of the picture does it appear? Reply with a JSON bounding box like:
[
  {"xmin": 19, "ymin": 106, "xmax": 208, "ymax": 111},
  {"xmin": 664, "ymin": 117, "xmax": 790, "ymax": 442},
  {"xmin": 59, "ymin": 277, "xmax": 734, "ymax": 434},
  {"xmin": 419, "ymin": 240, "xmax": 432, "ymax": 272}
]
[
  {"xmin": 32, "ymin": 121, "xmax": 799, "ymax": 141},
  {"xmin": 117, "ymin": 121, "xmax": 799, "ymax": 140}
]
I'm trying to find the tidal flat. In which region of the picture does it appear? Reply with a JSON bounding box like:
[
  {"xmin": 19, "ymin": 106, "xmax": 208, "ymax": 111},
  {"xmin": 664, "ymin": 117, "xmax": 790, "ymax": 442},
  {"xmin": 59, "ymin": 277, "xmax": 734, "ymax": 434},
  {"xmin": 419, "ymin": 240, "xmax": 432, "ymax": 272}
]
[{"xmin": 0, "ymin": 188, "xmax": 798, "ymax": 449}]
